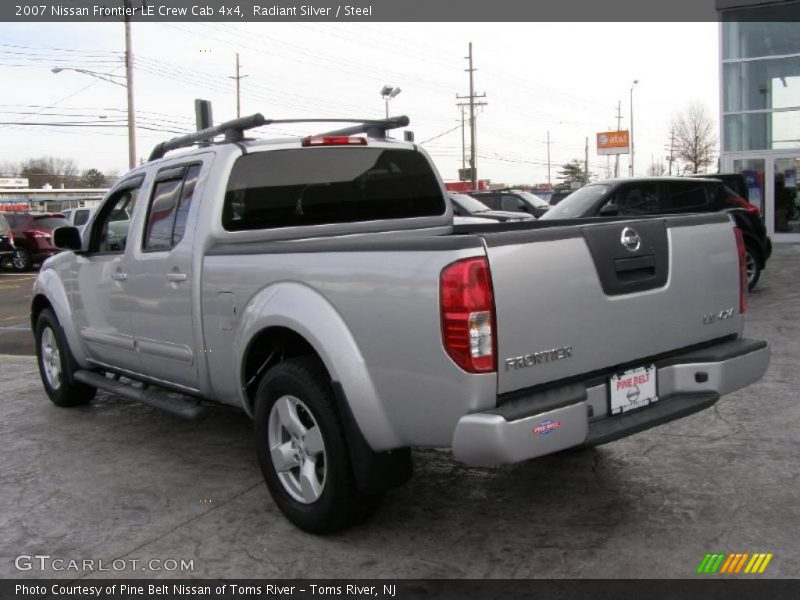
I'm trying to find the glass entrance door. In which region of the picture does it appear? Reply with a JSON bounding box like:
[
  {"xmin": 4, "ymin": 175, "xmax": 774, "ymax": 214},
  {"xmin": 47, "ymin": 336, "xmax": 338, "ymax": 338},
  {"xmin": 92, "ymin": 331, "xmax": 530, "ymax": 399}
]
[{"xmin": 773, "ymin": 156, "xmax": 800, "ymax": 236}]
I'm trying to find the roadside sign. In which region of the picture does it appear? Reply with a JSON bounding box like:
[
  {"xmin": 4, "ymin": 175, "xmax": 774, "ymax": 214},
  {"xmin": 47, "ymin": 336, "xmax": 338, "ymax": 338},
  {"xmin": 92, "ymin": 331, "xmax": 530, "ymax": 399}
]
[{"xmin": 596, "ymin": 131, "xmax": 629, "ymax": 155}]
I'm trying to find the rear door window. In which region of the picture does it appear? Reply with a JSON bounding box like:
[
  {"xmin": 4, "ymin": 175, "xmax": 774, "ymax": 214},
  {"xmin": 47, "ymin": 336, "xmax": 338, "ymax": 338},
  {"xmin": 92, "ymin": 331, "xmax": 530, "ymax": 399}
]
[
  {"xmin": 500, "ymin": 194, "xmax": 526, "ymax": 212},
  {"xmin": 144, "ymin": 164, "xmax": 201, "ymax": 251},
  {"xmin": 663, "ymin": 181, "xmax": 710, "ymax": 212},
  {"xmin": 223, "ymin": 148, "xmax": 445, "ymax": 231}
]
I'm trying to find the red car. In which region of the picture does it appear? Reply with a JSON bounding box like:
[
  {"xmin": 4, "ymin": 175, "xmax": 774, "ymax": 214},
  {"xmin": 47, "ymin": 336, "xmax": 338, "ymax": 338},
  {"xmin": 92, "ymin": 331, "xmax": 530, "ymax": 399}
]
[{"xmin": 4, "ymin": 212, "xmax": 71, "ymax": 271}]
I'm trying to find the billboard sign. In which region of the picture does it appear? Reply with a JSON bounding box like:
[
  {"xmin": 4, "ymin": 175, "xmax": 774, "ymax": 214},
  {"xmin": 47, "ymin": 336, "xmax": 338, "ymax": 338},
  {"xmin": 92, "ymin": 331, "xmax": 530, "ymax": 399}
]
[
  {"xmin": 0, "ymin": 177, "xmax": 29, "ymax": 188},
  {"xmin": 596, "ymin": 131, "xmax": 630, "ymax": 155}
]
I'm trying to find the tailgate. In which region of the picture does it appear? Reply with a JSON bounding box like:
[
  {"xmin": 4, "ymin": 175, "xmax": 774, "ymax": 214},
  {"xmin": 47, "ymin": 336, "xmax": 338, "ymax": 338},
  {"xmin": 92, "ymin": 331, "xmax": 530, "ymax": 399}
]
[{"xmin": 482, "ymin": 214, "xmax": 742, "ymax": 394}]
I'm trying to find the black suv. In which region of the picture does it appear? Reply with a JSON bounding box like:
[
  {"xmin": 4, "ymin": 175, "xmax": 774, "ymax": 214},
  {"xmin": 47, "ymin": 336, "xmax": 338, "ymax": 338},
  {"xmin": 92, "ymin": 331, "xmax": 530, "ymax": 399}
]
[
  {"xmin": 541, "ymin": 177, "xmax": 772, "ymax": 290},
  {"xmin": 470, "ymin": 189, "xmax": 551, "ymax": 218},
  {"xmin": 4, "ymin": 212, "xmax": 71, "ymax": 271}
]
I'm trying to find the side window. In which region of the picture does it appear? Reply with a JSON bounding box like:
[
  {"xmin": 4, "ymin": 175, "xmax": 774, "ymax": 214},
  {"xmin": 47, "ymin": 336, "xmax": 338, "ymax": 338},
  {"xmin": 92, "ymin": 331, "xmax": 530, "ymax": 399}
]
[
  {"xmin": 92, "ymin": 187, "xmax": 140, "ymax": 253},
  {"xmin": 144, "ymin": 164, "xmax": 201, "ymax": 251},
  {"xmin": 664, "ymin": 182, "xmax": 710, "ymax": 212},
  {"xmin": 172, "ymin": 165, "xmax": 201, "ymax": 245},
  {"xmin": 607, "ymin": 184, "xmax": 659, "ymax": 215},
  {"xmin": 500, "ymin": 194, "xmax": 525, "ymax": 212},
  {"xmin": 73, "ymin": 209, "xmax": 90, "ymax": 226}
]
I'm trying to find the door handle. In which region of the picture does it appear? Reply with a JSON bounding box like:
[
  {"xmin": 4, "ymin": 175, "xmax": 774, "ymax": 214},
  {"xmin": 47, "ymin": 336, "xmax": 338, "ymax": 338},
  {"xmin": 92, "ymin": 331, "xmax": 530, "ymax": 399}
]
[
  {"xmin": 166, "ymin": 272, "xmax": 188, "ymax": 282},
  {"xmin": 111, "ymin": 272, "xmax": 127, "ymax": 281}
]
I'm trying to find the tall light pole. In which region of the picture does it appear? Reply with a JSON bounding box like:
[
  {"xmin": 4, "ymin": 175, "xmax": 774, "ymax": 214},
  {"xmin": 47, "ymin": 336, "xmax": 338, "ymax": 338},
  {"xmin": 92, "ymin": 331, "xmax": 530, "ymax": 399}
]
[
  {"xmin": 629, "ymin": 79, "xmax": 639, "ymax": 177},
  {"xmin": 51, "ymin": 66, "xmax": 136, "ymax": 168},
  {"xmin": 380, "ymin": 85, "xmax": 401, "ymax": 118}
]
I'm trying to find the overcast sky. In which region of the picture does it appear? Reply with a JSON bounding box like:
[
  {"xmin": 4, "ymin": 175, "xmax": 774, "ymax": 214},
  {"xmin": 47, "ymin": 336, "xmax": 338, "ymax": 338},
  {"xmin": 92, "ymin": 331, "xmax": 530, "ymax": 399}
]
[{"xmin": 0, "ymin": 21, "xmax": 719, "ymax": 185}]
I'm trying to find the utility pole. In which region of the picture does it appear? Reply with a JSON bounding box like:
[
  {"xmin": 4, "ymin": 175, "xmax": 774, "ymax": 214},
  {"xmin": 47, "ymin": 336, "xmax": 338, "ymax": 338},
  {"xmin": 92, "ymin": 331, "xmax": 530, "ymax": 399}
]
[
  {"xmin": 584, "ymin": 136, "xmax": 589, "ymax": 185},
  {"xmin": 614, "ymin": 100, "xmax": 622, "ymax": 178},
  {"xmin": 666, "ymin": 126, "xmax": 676, "ymax": 175},
  {"xmin": 456, "ymin": 42, "xmax": 486, "ymax": 191},
  {"xmin": 229, "ymin": 53, "xmax": 248, "ymax": 118},
  {"xmin": 123, "ymin": 0, "xmax": 136, "ymax": 169},
  {"xmin": 545, "ymin": 130, "xmax": 552, "ymax": 185},
  {"xmin": 460, "ymin": 105, "xmax": 466, "ymax": 171}
]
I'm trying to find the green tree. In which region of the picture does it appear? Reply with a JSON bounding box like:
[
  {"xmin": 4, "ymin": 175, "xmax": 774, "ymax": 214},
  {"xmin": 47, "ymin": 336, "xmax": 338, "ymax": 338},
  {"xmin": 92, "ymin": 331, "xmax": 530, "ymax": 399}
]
[
  {"xmin": 80, "ymin": 168, "xmax": 107, "ymax": 188},
  {"xmin": 556, "ymin": 159, "xmax": 591, "ymax": 189}
]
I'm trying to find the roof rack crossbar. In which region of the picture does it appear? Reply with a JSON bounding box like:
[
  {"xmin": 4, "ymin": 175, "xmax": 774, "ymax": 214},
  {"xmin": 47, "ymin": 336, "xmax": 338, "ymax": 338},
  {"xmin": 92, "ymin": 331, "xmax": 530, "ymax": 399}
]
[
  {"xmin": 148, "ymin": 113, "xmax": 267, "ymax": 161},
  {"xmin": 147, "ymin": 114, "xmax": 411, "ymax": 162},
  {"xmin": 317, "ymin": 115, "xmax": 410, "ymax": 138}
]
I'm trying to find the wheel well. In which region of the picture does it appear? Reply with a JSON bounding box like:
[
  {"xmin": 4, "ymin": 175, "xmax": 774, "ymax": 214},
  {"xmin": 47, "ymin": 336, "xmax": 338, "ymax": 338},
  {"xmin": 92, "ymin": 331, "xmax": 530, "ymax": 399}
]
[
  {"xmin": 242, "ymin": 327, "xmax": 327, "ymax": 412},
  {"xmin": 742, "ymin": 234, "xmax": 764, "ymax": 267},
  {"xmin": 30, "ymin": 295, "xmax": 53, "ymax": 330}
]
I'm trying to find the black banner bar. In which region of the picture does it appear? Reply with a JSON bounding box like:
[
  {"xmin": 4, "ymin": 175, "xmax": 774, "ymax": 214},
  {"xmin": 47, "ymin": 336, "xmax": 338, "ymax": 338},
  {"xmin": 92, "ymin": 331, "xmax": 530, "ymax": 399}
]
[{"xmin": 3, "ymin": 580, "xmax": 800, "ymax": 600}]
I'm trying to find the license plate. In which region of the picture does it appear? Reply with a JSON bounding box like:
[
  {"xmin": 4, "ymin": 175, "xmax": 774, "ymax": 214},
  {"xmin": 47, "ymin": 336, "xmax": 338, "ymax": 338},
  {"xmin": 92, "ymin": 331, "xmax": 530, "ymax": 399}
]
[{"xmin": 609, "ymin": 365, "xmax": 657, "ymax": 415}]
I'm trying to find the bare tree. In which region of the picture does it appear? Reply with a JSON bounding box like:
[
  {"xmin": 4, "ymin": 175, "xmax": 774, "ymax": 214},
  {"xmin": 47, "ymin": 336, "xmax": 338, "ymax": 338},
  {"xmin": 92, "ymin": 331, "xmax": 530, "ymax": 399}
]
[
  {"xmin": 672, "ymin": 102, "xmax": 718, "ymax": 174},
  {"xmin": 19, "ymin": 156, "xmax": 80, "ymax": 188}
]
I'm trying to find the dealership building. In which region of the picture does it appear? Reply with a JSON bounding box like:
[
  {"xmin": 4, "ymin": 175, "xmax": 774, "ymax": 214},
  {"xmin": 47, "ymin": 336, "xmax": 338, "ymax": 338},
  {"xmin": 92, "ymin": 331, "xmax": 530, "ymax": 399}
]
[{"xmin": 718, "ymin": 0, "xmax": 800, "ymax": 241}]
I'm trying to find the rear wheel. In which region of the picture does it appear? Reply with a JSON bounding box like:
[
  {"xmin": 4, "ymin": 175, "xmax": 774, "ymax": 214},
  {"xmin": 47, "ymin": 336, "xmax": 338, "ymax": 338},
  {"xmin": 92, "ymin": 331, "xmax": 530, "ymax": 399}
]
[
  {"xmin": 254, "ymin": 356, "xmax": 381, "ymax": 533},
  {"xmin": 35, "ymin": 308, "xmax": 96, "ymax": 407},
  {"xmin": 12, "ymin": 248, "xmax": 31, "ymax": 272},
  {"xmin": 745, "ymin": 246, "xmax": 761, "ymax": 291}
]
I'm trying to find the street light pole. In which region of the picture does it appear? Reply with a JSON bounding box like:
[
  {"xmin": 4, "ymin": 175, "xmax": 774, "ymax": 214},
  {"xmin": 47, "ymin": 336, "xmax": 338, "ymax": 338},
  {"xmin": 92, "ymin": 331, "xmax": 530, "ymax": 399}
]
[
  {"xmin": 629, "ymin": 79, "xmax": 638, "ymax": 177},
  {"xmin": 380, "ymin": 85, "xmax": 401, "ymax": 118}
]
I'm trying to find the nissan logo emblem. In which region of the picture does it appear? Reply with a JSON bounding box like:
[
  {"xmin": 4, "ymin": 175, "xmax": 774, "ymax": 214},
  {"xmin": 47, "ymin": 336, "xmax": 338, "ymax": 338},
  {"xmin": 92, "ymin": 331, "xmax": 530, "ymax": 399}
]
[{"xmin": 620, "ymin": 227, "xmax": 641, "ymax": 252}]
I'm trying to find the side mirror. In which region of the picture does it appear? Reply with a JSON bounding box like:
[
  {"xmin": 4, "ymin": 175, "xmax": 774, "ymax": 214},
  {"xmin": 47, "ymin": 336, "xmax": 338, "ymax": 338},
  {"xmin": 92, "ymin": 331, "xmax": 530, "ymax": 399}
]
[
  {"xmin": 598, "ymin": 204, "xmax": 619, "ymax": 217},
  {"xmin": 53, "ymin": 226, "xmax": 82, "ymax": 251}
]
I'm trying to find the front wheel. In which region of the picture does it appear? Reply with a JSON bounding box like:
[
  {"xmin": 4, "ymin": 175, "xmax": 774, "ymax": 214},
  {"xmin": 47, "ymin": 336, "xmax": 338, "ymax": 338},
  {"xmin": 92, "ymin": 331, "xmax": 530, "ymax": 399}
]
[
  {"xmin": 35, "ymin": 308, "xmax": 96, "ymax": 407},
  {"xmin": 254, "ymin": 357, "xmax": 381, "ymax": 533},
  {"xmin": 745, "ymin": 247, "xmax": 761, "ymax": 291}
]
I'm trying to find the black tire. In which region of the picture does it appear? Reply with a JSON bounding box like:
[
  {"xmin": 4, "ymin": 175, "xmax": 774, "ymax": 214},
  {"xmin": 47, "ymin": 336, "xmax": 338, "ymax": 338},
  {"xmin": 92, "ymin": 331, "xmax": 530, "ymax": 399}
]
[
  {"xmin": 745, "ymin": 245, "xmax": 761, "ymax": 291},
  {"xmin": 35, "ymin": 308, "xmax": 96, "ymax": 407},
  {"xmin": 12, "ymin": 247, "xmax": 32, "ymax": 272},
  {"xmin": 254, "ymin": 356, "xmax": 381, "ymax": 533}
]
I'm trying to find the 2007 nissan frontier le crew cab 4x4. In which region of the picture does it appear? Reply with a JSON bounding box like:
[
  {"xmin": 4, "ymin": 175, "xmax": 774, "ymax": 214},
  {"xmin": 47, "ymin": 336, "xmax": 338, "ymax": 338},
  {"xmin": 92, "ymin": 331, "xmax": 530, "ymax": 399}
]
[{"xmin": 31, "ymin": 113, "xmax": 770, "ymax": 533}]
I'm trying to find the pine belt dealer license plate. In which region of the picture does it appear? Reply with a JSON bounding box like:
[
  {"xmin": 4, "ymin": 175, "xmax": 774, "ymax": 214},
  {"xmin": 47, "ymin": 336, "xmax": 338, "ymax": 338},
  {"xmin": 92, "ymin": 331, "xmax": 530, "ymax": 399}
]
[{"xmin": 609, "ymin": 365, "xmax": 658, "ymax": 415}]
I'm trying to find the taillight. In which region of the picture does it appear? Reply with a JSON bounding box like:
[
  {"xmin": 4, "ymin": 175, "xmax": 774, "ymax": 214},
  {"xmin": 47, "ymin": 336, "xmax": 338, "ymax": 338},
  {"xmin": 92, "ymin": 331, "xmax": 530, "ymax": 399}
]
[
  {"xmin": 728, "ymin": 193, "xmax": 760, "ymax": 216},
  {"xmin": 301, "ymin": 136, "xmax": 367, "ymax": 147},
  {"xmin": 734, "ymin": 227, "xmax": 747, "ymax": 314},
  {"xmin": 440, "ymin": 257, "xmax": 496, "ymax": 373},
  {"xmin": 29, "ymin": 230, "xmax": 50, "ymax": 239}
]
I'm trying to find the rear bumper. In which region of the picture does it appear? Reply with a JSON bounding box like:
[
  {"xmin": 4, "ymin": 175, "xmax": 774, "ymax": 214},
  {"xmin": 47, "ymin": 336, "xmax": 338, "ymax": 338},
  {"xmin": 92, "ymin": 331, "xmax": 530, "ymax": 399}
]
[{"xmin": 452, "ymin": 338, "xmax": 770, "ymax": 466}]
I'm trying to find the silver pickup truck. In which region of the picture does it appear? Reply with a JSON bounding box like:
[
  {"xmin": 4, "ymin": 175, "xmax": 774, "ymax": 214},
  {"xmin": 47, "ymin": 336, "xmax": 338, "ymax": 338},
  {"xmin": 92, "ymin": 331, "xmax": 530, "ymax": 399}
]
[{"xmin": 32, "ymin": 114, "xmax": 770, "ymax": 533}]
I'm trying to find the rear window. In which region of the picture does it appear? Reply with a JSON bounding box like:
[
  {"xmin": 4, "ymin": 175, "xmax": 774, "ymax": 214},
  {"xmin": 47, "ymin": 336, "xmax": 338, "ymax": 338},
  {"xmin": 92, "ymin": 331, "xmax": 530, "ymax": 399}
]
[
  {"xmin": 223, "ymin": 148, "xmax": 445, "ymax": 231},
  {"xmin": 32, "ymin": 216, "xmax": 71, "ymax": 231}
]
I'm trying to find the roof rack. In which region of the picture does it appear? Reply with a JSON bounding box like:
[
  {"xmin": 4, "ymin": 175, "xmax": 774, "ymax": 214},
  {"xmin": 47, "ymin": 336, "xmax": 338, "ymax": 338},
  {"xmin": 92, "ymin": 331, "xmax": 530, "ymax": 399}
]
[{"xmin": 147, "ymin": 114, "xmax": 411, "ymax": 162}]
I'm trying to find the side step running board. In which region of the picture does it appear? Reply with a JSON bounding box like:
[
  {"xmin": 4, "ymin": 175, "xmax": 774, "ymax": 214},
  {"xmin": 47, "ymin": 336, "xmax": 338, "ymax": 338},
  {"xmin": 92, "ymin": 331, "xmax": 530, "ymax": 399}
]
[{"xmin": 73, "ymin": 370, "xmax": 209, "ymax": 421}]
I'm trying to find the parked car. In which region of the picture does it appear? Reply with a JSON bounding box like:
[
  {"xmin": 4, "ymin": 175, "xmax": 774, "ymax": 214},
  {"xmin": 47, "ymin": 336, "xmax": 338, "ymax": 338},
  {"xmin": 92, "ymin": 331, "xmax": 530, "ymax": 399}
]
[
  {"xmin": 61, "ymin": 206, "xmax": 96, "ymax": 235},
  {"xmin": 4, "ymin": 212, "xmax": 71, "ymax": 271},
  {"xmin": 541, "ymin": 177, "xmax": 772, "ymax": 290},
  {"xmin": 33, "ymin": 113, "xmax": 768, "ymax": 533},
  {"xmin": 0, "ymin": 213, "xmax": 15, "ymax": 268},
  {"xmin": 548, "ymin": 190, "xmax": 573, "ymax": 206},
  {"xmin": 470, "ymin": 189, "xmax": 551, "ymax": 218},
  {"xmin": 449, "ymin": 192, "xmax": 534, "ymax": 222}
]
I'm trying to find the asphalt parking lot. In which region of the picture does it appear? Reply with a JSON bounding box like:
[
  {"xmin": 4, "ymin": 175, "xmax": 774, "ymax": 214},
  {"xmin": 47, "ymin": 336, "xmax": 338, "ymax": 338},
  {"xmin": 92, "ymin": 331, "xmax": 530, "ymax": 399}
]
[{"xmin": 1, "ymin": 246, "xmax": 798, "ymax": 580}]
